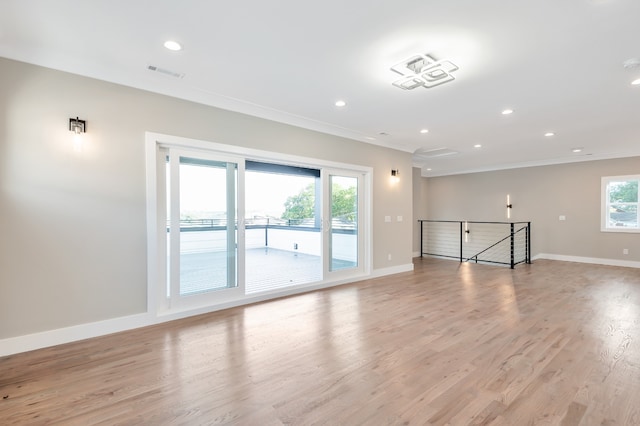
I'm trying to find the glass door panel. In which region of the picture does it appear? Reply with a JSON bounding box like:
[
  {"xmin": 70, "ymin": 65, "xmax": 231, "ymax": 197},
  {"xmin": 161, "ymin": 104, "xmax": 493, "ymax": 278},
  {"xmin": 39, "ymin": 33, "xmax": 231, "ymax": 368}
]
[
  {"xmin": 244, "ymin": 162, "xmax": 322, "ymax": 293},
  {"xmin": 179, "ymin": 158, "xmax": 237, "ymax": 294},
  {"xmin": 329, "ymin": 174, "xmax": 359, "ymax": 272},
  {"xmin": 154, "ymin": 138, "xmax": 370, "ymax": 315},
  {"xmin": 168, "ymin": 152, "xmax": 238, "ymax": 302}
]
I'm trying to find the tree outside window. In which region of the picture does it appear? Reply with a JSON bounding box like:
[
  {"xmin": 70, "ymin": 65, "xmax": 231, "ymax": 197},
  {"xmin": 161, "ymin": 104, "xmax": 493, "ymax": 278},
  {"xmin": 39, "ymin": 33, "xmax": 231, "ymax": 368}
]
[
  {"xmin": 602, "ymin": 176, "xmax": 639, "ymax": 232},
  {"xmin": 282, "ymin": 183, "xmax": 357, "ymax": 223}
]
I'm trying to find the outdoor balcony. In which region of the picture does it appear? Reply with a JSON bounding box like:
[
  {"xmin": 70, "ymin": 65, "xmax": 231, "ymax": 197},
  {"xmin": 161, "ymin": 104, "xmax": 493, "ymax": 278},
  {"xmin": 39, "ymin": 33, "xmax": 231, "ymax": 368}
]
[{"xmin": 174, "ymin": 218, "xmax": 357, "ymax": 295}]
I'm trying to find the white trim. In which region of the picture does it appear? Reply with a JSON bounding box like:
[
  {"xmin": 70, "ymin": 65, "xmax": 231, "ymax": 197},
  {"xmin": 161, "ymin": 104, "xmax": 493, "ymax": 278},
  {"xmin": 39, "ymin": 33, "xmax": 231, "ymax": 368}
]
[
  {"xmin": 418, "ymin": 254, "xmax": 515, "ymax": 268},
  {"xmin": 370, "ymin": 263, "xmax": 414, "ymax": 278},
  {"xmin": 18, "ymin": 255, "xmax": 640, "ymax": 356},
  {"xmin": 533, "ymin": 253, "xmax": 640, "ymax": 269},
  {"xmin": 145, "ymin": 131, "xmax": 374, "ymax": 315},
  {"xmin": 153, "ymin": 274, "xmax": 370, "ymax": 322},
  {"xmin": 0, "ymin": 263, "xmax": 412, "ymax": 357},
  {"xmin": 363, "ymin": 171, "xmax": 373, "ymax": 275},
  {"xmin": 323, "ymin": 170, "xmax": 367, "ymax": 279},
  {"xmin": 163, "ymin": 148, "xmax": 247, "ymax": 312},
  {"xmin": 145, "ymin": 142, "xmax": 160, "ymax": 316},
  {"xmin": 146, "ymin": 132, "xmax": 373, "ymax": 174},
  {"xmin": 422, "ymin": 150, "xmax": 640, "ymax": 178},
  {"xmin": 0, "ymin": 313, "xmax": 151, "ymax": 358},
  {"xmin": 600, "ymin": 175, "xmax": 640, "ymax": 233}
]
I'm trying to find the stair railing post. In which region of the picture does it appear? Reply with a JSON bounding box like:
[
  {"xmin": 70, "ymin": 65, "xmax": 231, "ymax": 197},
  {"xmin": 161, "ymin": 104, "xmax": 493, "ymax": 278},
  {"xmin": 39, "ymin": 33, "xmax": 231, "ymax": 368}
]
[
  {"xmin": 460, "ymin": 221, "xmax": 463, "ymax": 263},
  {"xmin": 510, "ymin": 222, "xmax": 515, "ymax": 269},
  {"xmin": 420, "ymin": 220, "xmax": 424, "ymax": 257},
  {"xmin": 527, "ymin": 221, "xmax": 531, "ymax": 264}
]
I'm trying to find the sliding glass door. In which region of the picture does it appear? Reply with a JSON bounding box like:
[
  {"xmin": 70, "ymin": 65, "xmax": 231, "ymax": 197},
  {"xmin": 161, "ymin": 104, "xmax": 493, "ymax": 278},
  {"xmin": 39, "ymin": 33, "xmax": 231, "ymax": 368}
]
[
  {"xmin": 244, "ymin": 161, "xmax": 322, "ymax": 293},
  {"xmin": 325, "ymin": 171, "xmax": 364, "ymax": 277},
  {"xmin": 152, "ymin": 140, "xmax": 368, "ymax": 312},
  {"xmin": 165, "ymin": 148, "xmax": 242, "ymax": 308}
]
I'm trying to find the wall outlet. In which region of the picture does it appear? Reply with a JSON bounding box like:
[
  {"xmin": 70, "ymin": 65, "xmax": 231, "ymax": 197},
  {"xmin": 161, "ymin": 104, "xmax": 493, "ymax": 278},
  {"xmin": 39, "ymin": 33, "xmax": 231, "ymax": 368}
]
[
  {"xmin": 397, "ymin": 215, "xmax": 403, "ymax": 222},
  {"xmin": 388, "ymin": 253, "xmax": 392, "ymax": 261},
  {"xmin": 559, "ymin": 215, "xmax": 566, "ymax": 221},
  {"xmin": 623, "ymin": 249, "xmax": 629, "ymax": 255},
  {"xmin": 384, "ymin": 216, "xmax": 391, "ymax": 223}
]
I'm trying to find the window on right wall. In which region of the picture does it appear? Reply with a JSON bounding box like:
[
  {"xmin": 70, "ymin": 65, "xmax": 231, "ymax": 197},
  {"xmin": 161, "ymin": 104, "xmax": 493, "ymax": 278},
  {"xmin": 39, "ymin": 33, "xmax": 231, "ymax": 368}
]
[{"xmin": 601, "ymin": 175, "xmax": 640, "ymax": 232}]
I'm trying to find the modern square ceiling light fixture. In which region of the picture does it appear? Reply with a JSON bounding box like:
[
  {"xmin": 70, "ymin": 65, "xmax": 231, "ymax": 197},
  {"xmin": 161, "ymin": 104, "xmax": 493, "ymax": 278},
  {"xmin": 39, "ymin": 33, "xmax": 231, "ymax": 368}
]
[{"xmin": 391, "ymin": 54, "xmax": 458, "ymax": 90}]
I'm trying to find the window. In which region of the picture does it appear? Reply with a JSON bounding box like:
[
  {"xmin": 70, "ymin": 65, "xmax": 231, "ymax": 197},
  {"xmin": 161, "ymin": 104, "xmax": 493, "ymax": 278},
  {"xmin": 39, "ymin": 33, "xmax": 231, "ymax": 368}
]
[
  {"xmin": 601, "ymin": 175, "xmax": 639, "ymax": 232},
  {"xmin": 146, "ymin": 132, "xmax": 371, "ymax": 316},
  {"xmin": 244, "ymin": 161, "xmax": 322, "ymax": 293}
]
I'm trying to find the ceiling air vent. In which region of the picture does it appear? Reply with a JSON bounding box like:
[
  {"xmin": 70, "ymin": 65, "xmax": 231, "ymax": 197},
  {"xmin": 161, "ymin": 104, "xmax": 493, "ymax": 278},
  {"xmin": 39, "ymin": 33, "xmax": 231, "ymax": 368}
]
[
  {"xmin": 147, "ymin": 65, "xmax": 185, "ymax": 79},
  {"xmin": 413, "ymin": 148, "xmax": 459, "ymax": 160}
]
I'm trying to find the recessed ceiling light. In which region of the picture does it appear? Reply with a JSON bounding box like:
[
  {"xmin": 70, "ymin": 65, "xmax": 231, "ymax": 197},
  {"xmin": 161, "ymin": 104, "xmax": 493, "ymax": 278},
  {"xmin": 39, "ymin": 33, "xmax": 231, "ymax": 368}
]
[
  {"xmin": 164, "ymin": 40, "xmax": 182, "ymax": 51},
  {"xmin": 335, "ymin": 100, "xmax": 347, "ymax": 107},
  {"xmin": 474, "ymin": 144, "xmax": 482, "ymax": 148},
  {"xmin": 502, "ymin": 109, "xmax": 514, "ymax": 115},
  {"xmin": 623, "ymin": 58, "xmax": 640, "ymax": 69},
  {"xmin": 632, "ymin": 78, "xmax": 640, "ymax": 86},
  {"xmin": 420, "ymin": 129, "xmax": 429, "ymax": 134},
  {"xmin": 572, "ymin": 148, "xmax": 583, "ymax": 153},
  {"xmin": 545, "ymin": 132, "xmax": 555, "ymax": 137}
]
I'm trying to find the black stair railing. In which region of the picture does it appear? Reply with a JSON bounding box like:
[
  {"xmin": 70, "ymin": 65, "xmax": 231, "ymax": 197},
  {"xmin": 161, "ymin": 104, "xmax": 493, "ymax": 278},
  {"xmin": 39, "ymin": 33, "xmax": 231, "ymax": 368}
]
[{"xmin": 418, "ymin": 220, "xmax": 531, "ymax": 269}]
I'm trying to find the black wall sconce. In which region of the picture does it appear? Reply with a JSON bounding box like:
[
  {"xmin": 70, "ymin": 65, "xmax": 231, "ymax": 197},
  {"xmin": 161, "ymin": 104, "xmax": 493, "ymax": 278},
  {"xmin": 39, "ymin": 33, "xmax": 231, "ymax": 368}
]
[
  {"xmin": 69, "ymin": 117, "xmax": 87, "ymax": 152},
  {"xmin": 506, "ymin": 194, "xmax": 513, "ymax": 219},
  {"xmin": 69, "ymin": 117, "xmax": 86, "ymax": 134}
]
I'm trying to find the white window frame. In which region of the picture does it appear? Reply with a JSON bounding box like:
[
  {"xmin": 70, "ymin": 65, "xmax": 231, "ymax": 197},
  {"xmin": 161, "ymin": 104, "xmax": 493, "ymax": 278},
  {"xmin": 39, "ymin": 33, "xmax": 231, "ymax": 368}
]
[
  {"xmin": 165, "ymin": 148, "xmax": 245, "ymax": 312},
  {"xmin": 145, "ymin": 132, "xmax": 372, "ymax": 318},
  {"xmin": 601, "ymin": 175, "xmax": 640, "ymax": 233},
  {"xmin": 322, "ymin": 169, "xmax": 366, "ymax": 279}
]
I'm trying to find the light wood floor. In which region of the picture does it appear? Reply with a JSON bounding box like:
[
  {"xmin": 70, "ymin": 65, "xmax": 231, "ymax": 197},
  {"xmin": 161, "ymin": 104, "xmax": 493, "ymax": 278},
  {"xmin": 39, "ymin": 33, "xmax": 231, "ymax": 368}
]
[{"xmin": 2, "ymin": 258, "xmax": 640, "ymax": 425}]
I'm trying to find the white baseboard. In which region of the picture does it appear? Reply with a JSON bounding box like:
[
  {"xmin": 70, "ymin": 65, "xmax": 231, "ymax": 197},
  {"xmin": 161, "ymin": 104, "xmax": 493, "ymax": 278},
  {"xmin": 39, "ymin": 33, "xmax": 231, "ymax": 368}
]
[
  {"xmin": 0, "ymin": 313, "xmax": 152, "ymax": 358},
  {"xmin": 370, "ymin": 263, "xmax": 414, "ymax": 278},
  {"xmin": 0, "ymin": 263, "xmax": 414, "ymax": 357},
  {"xmin": 534, "ymin": 253, "xmax": 640, "ymax": 269}
]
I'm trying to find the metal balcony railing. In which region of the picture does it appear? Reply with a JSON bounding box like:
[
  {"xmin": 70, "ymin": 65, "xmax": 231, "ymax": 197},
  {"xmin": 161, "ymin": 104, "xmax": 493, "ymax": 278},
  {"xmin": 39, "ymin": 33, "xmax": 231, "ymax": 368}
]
[
  {"xmin": 174, "ymin": 216, "xmax": 357, "ymax": 232},
  {"xmin": 418, "ymin": 220, "xmax": 531, "ymax": 269}
]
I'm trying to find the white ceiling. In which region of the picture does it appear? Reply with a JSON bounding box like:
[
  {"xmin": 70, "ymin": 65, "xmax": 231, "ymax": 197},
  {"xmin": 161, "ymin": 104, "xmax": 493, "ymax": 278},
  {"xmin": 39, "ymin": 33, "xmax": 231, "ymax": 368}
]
[{"xmin": 1, "ymin": 0, "xmax": 639, "ymax": 176}]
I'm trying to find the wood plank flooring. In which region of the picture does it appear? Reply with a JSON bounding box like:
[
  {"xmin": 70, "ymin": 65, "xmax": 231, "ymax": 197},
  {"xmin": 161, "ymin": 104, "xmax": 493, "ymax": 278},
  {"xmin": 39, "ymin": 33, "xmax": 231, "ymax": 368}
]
[{"xmin": 2, "ymin": 258, "xmax": 640, "ymax": 425}]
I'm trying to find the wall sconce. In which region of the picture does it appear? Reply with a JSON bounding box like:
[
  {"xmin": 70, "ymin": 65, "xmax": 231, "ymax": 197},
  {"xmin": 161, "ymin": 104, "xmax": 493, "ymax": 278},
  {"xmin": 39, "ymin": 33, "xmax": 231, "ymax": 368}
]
[
  {"xmin": 391, "ymin": 169, "xmax": 400, "ymax": 183},
  {"xmin": 69, "ymin": 117, "xmax": 86, "ymax": 134},
  {"xmin": 69, "ymin": 117, "xmax": 86, "ymax": 152},
  {"xmin": 506, "ymin": 194, "xmax": 513, "ymax": 219},
  {"xmin": 464, "ymin": 221, "xmax": 470, "ymax": 243}
]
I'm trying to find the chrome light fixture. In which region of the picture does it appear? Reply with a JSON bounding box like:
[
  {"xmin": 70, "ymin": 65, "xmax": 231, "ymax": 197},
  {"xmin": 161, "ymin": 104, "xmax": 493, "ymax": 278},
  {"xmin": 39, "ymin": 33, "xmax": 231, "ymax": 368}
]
[{"xmin": 391, "ymin": 54, "xmax": 458, "ymax": 90}]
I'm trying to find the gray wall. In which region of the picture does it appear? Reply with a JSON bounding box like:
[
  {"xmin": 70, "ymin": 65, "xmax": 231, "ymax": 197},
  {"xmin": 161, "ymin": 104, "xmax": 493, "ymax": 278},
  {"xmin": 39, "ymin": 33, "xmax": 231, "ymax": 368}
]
[
  {"xmin": 417, "ymin": 157, "xmax": 640, "ymax": 262},
  {"xmin": 412, "ymin": 167, "xmax": 428, "ymax": 255},
  {"xmin": 0, "ymin": 57, "xmax": 413, "ymax": 339}
]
